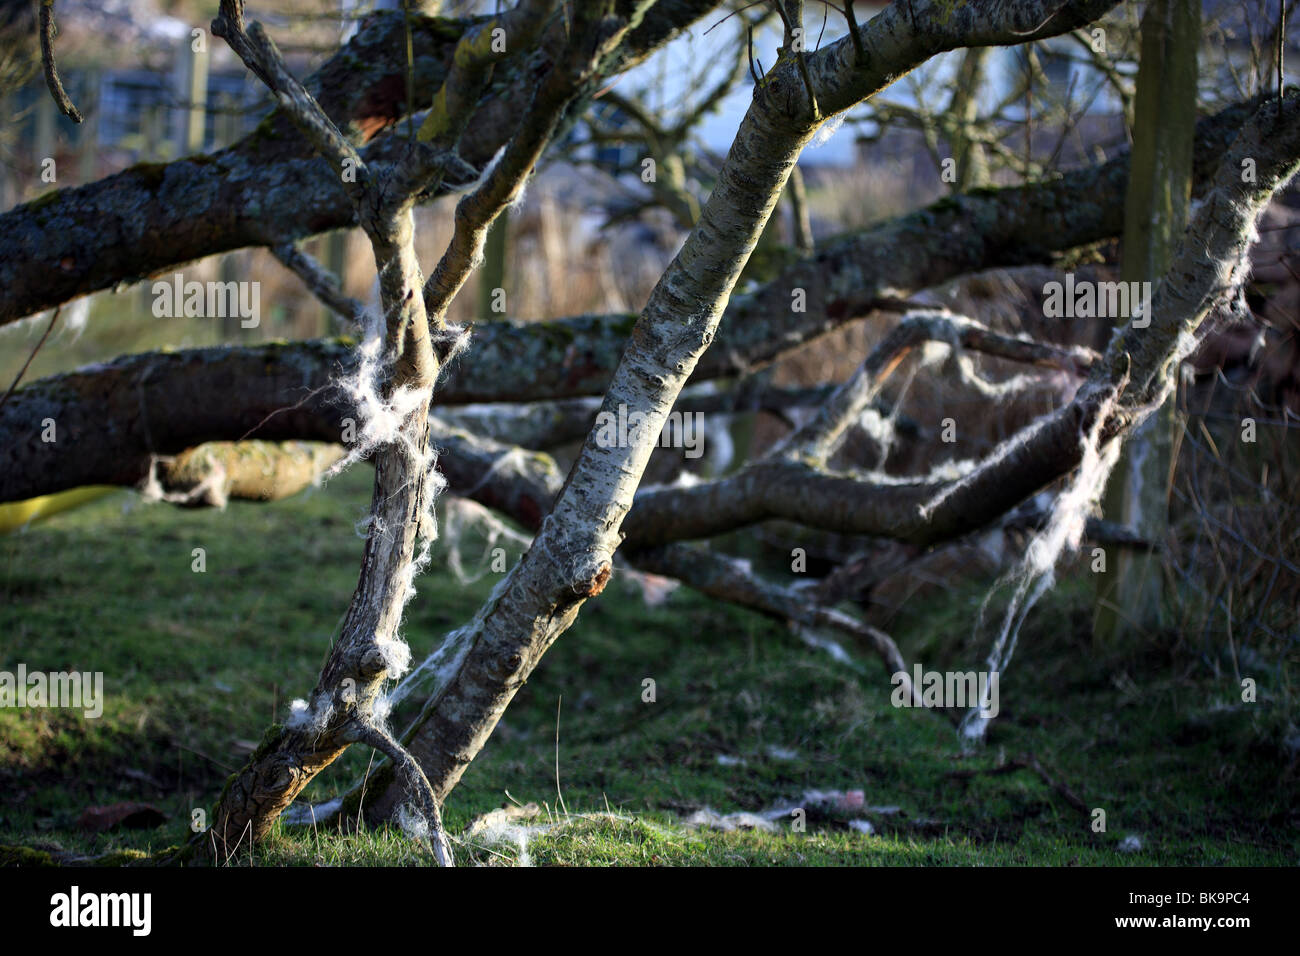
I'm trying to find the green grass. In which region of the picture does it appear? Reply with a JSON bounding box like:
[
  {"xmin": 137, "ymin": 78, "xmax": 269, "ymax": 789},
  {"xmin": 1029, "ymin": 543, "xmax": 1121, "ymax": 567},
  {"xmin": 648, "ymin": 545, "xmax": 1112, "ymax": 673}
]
[{"xmin": 1, "ymin": 469, "xmax": 1296, "ymax": 866}]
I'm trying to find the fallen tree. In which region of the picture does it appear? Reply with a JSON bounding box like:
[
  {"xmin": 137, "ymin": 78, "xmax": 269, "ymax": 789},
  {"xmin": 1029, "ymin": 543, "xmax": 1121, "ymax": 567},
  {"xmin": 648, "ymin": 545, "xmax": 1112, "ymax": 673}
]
[
  {"xmin": 0, "ymin": 97, "xmax": 1264, "ymax": 504},
  {"xmin": 0, "ymin": 0, "xmax": 721, "ymax": 324},
  {"xmin": 5, "ymin": 0, "xmax": 1298, "ymax": 865}
]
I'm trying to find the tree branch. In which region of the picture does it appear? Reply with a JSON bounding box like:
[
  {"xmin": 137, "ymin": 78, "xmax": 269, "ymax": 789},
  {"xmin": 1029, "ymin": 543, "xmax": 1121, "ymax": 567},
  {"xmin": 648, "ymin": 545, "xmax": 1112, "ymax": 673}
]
[
  {"xmin": 1, "ymin": 95, "xmax": 1267, "ymax": 505},
  {"xmin": 271, "ymin": 243, "xmax": 365, "ymax": 328},
  {"xmin": 38, "ymin": 0, "xmax": 81, "ymax": 123},
  {"xmin": 0, "ymin": 0, "xmax": 720, "ymax": 325}
]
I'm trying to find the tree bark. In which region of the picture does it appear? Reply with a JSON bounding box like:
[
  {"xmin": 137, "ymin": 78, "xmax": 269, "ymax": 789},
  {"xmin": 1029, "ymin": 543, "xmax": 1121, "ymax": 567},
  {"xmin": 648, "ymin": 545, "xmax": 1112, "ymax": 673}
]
[
  {"xmin": 1094, "ymin": 0, "xmax": 1199, "ymax": 643},
  {"xmin": 358, "ymin": 0, "xmax": 1129, "ymax": 822},
  {"xmin": 0, "ymin": 0, "xmax": 718, "ymax": 325},
  {"xmin": 5, "ymin": 96, "xmax": 1264, "ymax": 506}
]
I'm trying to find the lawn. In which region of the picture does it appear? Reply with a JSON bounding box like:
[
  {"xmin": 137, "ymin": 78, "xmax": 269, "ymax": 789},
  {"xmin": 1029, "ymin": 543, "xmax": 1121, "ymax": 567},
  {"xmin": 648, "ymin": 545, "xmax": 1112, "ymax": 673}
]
[{"xmin": 1, "ymin": 468, "xmax": 1296, "ymax": 865}]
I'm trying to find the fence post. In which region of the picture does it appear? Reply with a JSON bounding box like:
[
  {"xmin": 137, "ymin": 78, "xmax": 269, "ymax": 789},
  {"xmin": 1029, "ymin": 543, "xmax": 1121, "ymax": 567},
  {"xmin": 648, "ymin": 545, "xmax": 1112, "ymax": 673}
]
[
  {"xmin": 175, "ymin": 33, "xmax": 210, "ymax": 155},
  {"xmin": 1094, "ymin": 0, "xmax": 1199, "ymax": 645}
]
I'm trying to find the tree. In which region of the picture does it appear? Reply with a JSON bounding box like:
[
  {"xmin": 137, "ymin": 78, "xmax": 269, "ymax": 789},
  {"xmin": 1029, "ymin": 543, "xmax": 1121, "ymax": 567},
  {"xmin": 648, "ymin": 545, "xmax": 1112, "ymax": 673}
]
[
  {"xmin": 1094, "ymin": 0, "xmax": 1199, "ymax": 644},
  {"xmin": 3, "ymin": 0, "xmax": 1297, "ymax": 864}
]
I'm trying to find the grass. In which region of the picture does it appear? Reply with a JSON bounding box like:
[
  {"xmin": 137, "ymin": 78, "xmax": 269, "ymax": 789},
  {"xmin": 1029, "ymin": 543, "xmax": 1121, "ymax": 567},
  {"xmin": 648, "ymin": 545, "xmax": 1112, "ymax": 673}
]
[{"xmin": 1, "ymin": 467, "xmax": 1296, "ymax": 866}]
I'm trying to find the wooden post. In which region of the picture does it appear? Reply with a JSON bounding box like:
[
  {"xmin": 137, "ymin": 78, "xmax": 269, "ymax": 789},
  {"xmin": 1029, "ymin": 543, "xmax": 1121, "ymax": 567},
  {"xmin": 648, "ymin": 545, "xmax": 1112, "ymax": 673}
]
[
  {"xmin": 0, "ymin": 94, "xmax": 8, "ymax": 209},
  {"xmin": 143, "ymin": 104, "xmax": 167, "ymax": 161},
  {"xmin": 1094, "ymin": 0, "xmax": 1199, "ymax": 645},
  {"xmin": 950, "ymin": 46, "xmax": 990, "ymax": 190},
  {"xmin": 176, "ymin": 34, "xmax": 210, "ymax": 155},
  {"xmin": 219, "ymin": 251, "xmax": 244, "ymax": 341}
]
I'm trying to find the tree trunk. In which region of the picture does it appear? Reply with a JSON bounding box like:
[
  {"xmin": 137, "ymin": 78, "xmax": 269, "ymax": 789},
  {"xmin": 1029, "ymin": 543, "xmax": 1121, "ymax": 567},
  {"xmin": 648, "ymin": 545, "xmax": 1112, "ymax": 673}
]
[{"xmin": 1095, "ymin": 0, "xmax": 1199, "ymax": 644}]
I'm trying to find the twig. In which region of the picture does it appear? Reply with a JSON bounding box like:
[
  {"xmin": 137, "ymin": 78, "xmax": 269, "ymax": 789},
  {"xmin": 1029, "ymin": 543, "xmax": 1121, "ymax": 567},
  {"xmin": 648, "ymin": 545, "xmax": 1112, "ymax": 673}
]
[
  {"xmin": 704, "ymin": 0, "xmax": 773, "ymax": 37},
  {"xmin": 212, "ymin": 6, "xmax": 369, "ymax": 197},
  {"xmin": 781, "ymin": 309, "xmax": 1099, "ymax": 463},
  {"xmin": 1278, "ymin": 4, "xmax": 1287, "ymax": 101},
  {"xmin": 554, "ymin": 695, "xmax": 568, "ymax": 818},
  {"xmin": 352, "ymin": 721, "xmax": 455, "ymax": 866},
  {"xmin": 38, "ymin": 1, "xmax": 82, "ymax": 123},
  {"xmin": 768, "ymin": 0, "xmax": 820, "ymax": 121},
  {"xmin": 271, "ymin": 242, "xmax": 365, "ymax": 327},
  {"xmin": 842, "ymin": 0, "xmax": 865, "ymax": 63},
  {"xmin": 0, "ymin": 306, "xmax": 61, "ymax": 412}
]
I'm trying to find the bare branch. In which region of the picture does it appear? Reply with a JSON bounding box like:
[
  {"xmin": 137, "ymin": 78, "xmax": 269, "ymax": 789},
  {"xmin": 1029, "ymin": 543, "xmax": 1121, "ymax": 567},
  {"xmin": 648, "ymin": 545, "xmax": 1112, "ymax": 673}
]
[
  {"xmin": 38, "ymin": 1, "xmax": 81, "ymax": 123},
  {"xmin": 212, "ymin": 3, "xmax": 370, "ymax": 197},
  {"xmin": 4, "ymin": 34, "xmax": 1263, "ymax": 327},
  {"xmin": 785, "ymin": 310, "xmax": 1097, "ymax": 462},
  {"xmin": 417, "ymin": 0, "xmax": 558, "ymax": 152},
  {"xmin": 0, "ymin": 306, "xmax": 60, "ymax": 413},
  {"xmin": 632, "ymin": 543, "xmax": 920, "ymax": 703},
  {"xmin": 423, "ymin": 3, "xmax": 629, "ymax": 319},
  {"xmin": 271, "ymin": 243, "xmax": 365, "ymax": 328},
  {"xmin": 351, "ymin": 722, "xmax": 454, "ymax": 866},
  {"xmin": 842, "ymin": 0, "xmax": 865, "ymax": 63}
]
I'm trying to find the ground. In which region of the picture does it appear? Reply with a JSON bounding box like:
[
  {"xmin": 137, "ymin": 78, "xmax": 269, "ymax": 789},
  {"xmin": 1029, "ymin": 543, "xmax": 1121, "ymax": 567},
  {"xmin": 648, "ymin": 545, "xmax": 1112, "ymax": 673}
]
[{"xmin": 1, "ymin": 468, "xmax": 1296, "ymax": 866}]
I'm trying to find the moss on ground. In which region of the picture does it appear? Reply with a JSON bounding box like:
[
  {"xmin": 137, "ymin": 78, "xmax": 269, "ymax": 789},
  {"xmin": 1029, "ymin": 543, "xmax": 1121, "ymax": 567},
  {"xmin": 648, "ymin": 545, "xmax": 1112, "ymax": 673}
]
[{"xmin": 1, "ymin": 469, "xmax": 1295, "ymax": 865}]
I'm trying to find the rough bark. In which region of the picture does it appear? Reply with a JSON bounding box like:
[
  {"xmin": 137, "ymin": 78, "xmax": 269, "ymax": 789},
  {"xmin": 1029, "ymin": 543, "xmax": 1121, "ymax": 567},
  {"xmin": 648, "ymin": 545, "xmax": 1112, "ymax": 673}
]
[
  {"xmin": 2, "ymin": 97, "xmax": 1262, "ymax": 506},
  {"xmin": 358, "ymin": 0, "xmax": 1128, "ymax": 822},
  {"xmin": 204, "ymin": 0, "xmax": 653, "ymax": 863},
  {"xmin": 153, "ymin": 441, "xmax": 345, "ymax": 506},
  {"xmin": 0, "ymin": 0, "xmax": 718, "ymax": 325},
  {"xmin": 202, "ymin": 0, "xmax": 460, "ymax": 863},
  {"xmin": 345, "ymin": 86, "xmax": 1300, "ymax": 823},
  {"xmin": 13, "ymin": 0, "xmax": 1291, "ymax": 854},
  {"xmin": 625, "ymin": 94, "xmax": 1300, "ymax": 553},
  {"xmin": 348, "ymin": 93, "xmax": 1300, "ymax": 836},
  {"xmin": 1095, "ymin": 0, "xmax": 1199, "ymax": 642}
]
